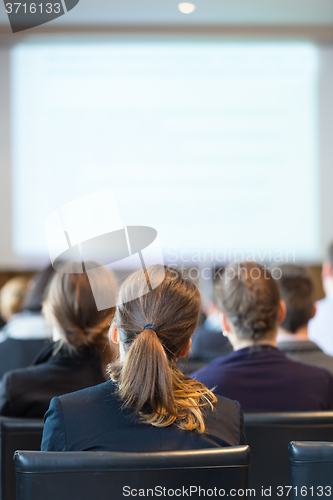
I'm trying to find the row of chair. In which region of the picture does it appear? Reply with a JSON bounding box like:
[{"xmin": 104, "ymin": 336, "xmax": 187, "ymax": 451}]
[
  {"xmin": 2, "ymin": 413, "xmax": 333, "ymax": 500},
  {"xmin": 245, "ymin": 411, "xmax": 333, "ymax": 493},
  {"xmin": 289, "ymin": 441, "xmax": 333, "ymax": 499},
  {"xmin": 13, "ymin": 441, "xmax": 333, "ymax": 500},
  {"xmin": 14, "ymin": 447, "xmax": 251, "ymax": 500}
]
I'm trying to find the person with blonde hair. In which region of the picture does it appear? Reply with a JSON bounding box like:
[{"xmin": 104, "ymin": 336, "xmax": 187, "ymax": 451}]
[
  {"xmin": 0, "ymin": 276, "xmax": 29, "ymax": 323},
  {"xmin": 0, "ymin": 263, "xmax": 118, "ymax": 418},
  {"xmin": 0, "ymin": 266, "xmax": 55, "ymax": 378},
  {"xmin": 41, "ymin": 265, "xmax": 245, "ymax": 452}
]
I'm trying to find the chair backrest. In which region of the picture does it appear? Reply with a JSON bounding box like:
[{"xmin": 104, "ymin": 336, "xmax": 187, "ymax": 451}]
[
  {"xmin": 0, "ymin": 417, "xmax": 44, "ymax": 500},
  {"xmin": 14, "ymin": 447, "xmax": 250, "ymax": 500},
  {"xmin": 289, "ymin": 441, "xmax": 333, "ymax": 499},
  {"xmin": 245, "ymin": 412, "xmax": 333, "ymax": 497}
]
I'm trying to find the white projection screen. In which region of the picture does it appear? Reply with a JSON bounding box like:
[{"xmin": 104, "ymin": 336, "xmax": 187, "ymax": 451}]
[{"xmin": 11, "ymin": 41, "xmax": 319, "ymax": 265}]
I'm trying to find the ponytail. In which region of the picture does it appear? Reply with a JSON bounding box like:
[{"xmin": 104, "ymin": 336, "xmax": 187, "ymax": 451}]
[
  {"xmin": 119, "ymin": 329, "xmax": 175, "ymax": 418},
  {"xmin": 109, "ymin": 329, "xmax": 217, "ymax": 433}
]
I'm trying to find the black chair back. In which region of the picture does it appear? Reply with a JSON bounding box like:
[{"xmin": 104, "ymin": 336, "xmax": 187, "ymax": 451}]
[
  {"xmin": 245, "ymin": 412, "xmax": 333, "ymax": 498},
  {"xmin": 289, "ymin": 441, "xmax": 333, "ymax": 499},
  {"xmin": 0, "ymin": 417, "xmax": 44, "ymax": 500},
  {"xmin": 14, "ymin": 447, "xmax": 250, "ymax": 500}
]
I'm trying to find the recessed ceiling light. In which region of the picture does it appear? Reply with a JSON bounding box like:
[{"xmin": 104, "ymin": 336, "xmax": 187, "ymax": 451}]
[{"xmin": 178, "ymin": 3, "xmax": 196, "ymax": 14}]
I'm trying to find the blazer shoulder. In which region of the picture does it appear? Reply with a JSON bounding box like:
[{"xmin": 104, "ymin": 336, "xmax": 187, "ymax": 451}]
[
  {"xmin": 53, "ymin": 381, "xmax": 126, "ymax": 450},
  {"xmin": 41, "ymin": 397, "xmax": 67, "ymax": 451},
  {"xmin": 204, "ymin": 395, "xmax": 245, "ymax": 446},
  {"xmin": 214, "ymin": 394, "xmax": 243, "ymax": 423},
  {"xmin": 0, "ymin": 367, "xmax": 42, "ymax": 416},
  {"xmin": 1, "ymin": 367, "xmax": 28, "ymax": 396},
  {"xmin": 1, "ymin": 362, "xmax": 51, "ymax": 392},
  {"xmin": 290, "ymin": 357, "xmax": 333, "ymax": 380},
  {"xmin": 58, "ymin": 380, "xmax": 118, "ymax": 413}
]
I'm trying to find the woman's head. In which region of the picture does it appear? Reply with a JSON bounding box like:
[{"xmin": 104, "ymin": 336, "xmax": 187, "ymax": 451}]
[
  {"xmin": 109, "ymin": 265, "xmax": 216, "ymax": 432},
  {"xmin": 43, "ymin": 263, "xmax": 118, "ymax": 371},
  {"xmin": 215, "ymin": 261, "xmax": 284, "ymax": 347},
  {"xmin": 114, "ymin": 265, "xmax": 200, "ymax": 360}
]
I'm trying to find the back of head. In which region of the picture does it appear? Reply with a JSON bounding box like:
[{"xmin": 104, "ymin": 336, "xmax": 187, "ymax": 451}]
[
  {"xmin": 109, "ymin": 265, "xmax": 216, "ymax": 433},
  {"xmin": 215, "ymin": 261, "xmax": 280, "ymax": 341},
  {"xmin": 0, "ymin": 277, "xmax": 30, "ymax": 322},
  {"xmin": 44, "ymin": 262, "xmax": 118, "ymax": 372},
  {"xmin": 276, "ymin": 264, "xmax": 315, "ymax": 333}
]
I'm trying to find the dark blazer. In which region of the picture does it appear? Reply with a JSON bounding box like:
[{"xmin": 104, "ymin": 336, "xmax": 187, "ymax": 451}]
[
  {"xmin": 0, "ymin": 342, "xmax": 106, "ymax": 418},
  {"xmin": 190, "ymin": 345, "xmax": 333, "ymax": 413},
  {"xmin": 278, "ymin": 340, "xmax": 333, "ymax": 376},
  {"xmin": 0, "ymin": 338, "xmax": 50, "ymax": 379},
  {"xmin": 41, "ymin": 380, "xmax": 246, "ymax": 452}
]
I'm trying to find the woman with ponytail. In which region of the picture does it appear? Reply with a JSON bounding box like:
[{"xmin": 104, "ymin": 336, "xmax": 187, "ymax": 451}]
[
  {"xmin": 0, "ymin": 262, "xmax": 118, "ymax": 418},
  {"xmin": 41, "ymin": 265, "xmax": 245, "ymax": 452}
]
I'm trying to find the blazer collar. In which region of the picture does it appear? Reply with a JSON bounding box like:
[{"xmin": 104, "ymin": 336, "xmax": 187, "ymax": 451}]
[{"xmin": 277, "ymin": 340, "xmax": 323, "ymax": 354}]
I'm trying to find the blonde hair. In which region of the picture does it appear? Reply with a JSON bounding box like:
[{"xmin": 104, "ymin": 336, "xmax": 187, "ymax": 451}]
[
  {"xmin": 0, "ymin": 277, "xmax": 29, "ymax": 321},
  {"xmin": 44, "ymin": 262, "xmax": 118, "ymax": 377},
  {"xmin": 108, "ymin": 265, "xmax": 217, "ymax": 433}
]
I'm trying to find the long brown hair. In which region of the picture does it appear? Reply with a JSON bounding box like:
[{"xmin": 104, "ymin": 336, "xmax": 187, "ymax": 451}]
[
  {"xmin": 108, "ymin": 265, "xmax": 217, "ymax": 433},
  {"xmin": 215, "ymin": 261, "xmax": 280, "ymax": 341},
  {"xmin": 44, "ymin": 262, "xmax": 118, "ymax": 377}
]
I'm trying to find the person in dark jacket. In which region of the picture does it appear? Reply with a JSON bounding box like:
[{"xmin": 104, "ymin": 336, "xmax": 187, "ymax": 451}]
[
  {"xmin": 276, "ymin": 264, "xmax": 333, "ymax": 375},
  {"xmin": 42, "ymin": 265, "xmax": 246, "ymax": 451},
  {"xmin": 0, "ymin": 266, "xmax": 55, "ymax": 378},
  {"xmin": 0, "ymin": 262, "xmax": 118, "ymax": 418},
  {"xmin": 191, "ymin": 262, "xmax": 333, "ymax": 413}
]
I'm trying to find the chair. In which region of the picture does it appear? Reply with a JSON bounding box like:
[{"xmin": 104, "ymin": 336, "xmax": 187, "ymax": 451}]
[
  {"xmin": 14, "ymin": 446, "xmax": 250, "ymax": 500},
  {"xmin": 0, "ymin": 417, "xmax": 44, "ymax": 500},
  {"xmin": 289, "ymin": 441, "xmax": 333, "ymax": 499},
  {"xmin": 245, "ymin": 412, "xmax": 333, "ymax": 498}
]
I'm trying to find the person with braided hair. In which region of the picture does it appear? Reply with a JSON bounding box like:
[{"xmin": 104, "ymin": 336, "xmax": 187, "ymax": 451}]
[
  {"xmin": 0, "ymin": 262, "xmax": 118, "ymax": 418},
  {"xmin": 191, "ymin": 261, "xmax": 333, "ymax": 412},
  {"xmin": 41, "ymin": 265, "xmax": 245, "ymax": 452}
]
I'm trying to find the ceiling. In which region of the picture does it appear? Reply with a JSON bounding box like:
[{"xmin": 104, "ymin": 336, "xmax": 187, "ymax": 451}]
[{"xmin": 0, "ymin": 0, "xmax": 333, "ymax": 27}]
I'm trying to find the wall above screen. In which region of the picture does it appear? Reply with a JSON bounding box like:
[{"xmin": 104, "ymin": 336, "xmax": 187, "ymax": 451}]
[{"xmin": 1, "ymin": 0, "xmax": 333, "ymax": 26}]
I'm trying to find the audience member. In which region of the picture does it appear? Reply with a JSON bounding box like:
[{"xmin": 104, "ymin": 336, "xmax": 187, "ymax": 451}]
[
  {"xmin": 184, "ymin": 296, "xmax": 233, "ymax": 373},
  {"xmin": 41, "ymin": 265, "xmax": 245, "ymax": 452},
  {"xmin": 0, "ymin": 262, "xmax": 118, "ymax": 418},
  {"xmin": 191, "ymin": 261, "xmax": 333, "ymax": 412},
  {"xmin": 309, "ymin": 242, "xmax": 333, "ymax": 356},
  {"xmin": 203, "ymin": 297, "xmax": 222, "ymax": 331},
  {"xmin": 0, "ymin": 276, "xmax": 29, "ymax": 325},
  {"xmin": 0, "ymin": 266, "xmax": 55, "ymax": 378},
  {"xmin": 276, "ymin": 264, "xmax": 333, "ymax": 375},
  {"xmin": 190, "ymin": 296, "xmax": 233, "ymax": 359}
]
